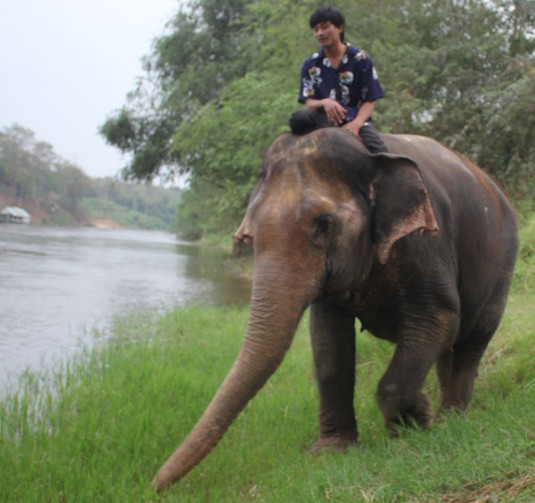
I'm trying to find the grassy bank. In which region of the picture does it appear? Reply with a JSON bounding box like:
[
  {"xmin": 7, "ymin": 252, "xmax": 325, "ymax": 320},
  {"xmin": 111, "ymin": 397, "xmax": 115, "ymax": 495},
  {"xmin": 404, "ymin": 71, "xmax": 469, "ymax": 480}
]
[
  {"xmin": 1, "ymin": 216, "xmax": 534, "ymax": 502},
  {"xmin": 1, "ymin": 294, "xmax": 533, "ymax": 501}
]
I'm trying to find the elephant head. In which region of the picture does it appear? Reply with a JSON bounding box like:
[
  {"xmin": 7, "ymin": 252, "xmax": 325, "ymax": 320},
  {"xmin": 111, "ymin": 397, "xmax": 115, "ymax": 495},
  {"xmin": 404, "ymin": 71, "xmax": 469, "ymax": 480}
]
[{"xmin": 152, "ymin": 128, "xmax": 438, "ymax": 490}]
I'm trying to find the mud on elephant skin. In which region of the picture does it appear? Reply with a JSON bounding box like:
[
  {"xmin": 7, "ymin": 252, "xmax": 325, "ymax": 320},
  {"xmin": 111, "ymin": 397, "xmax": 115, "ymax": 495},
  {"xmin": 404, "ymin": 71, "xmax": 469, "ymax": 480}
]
[{"xmin": 153, "ymin": 128, "xmax": 518, "ymax": 491}]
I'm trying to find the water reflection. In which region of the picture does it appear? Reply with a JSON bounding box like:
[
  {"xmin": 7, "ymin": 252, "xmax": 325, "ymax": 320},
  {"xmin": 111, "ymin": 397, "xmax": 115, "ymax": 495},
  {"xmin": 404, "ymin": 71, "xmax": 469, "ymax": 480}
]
[{"xmin": 0, "ymin": 225, "xmax": 251, "ymax": 389}]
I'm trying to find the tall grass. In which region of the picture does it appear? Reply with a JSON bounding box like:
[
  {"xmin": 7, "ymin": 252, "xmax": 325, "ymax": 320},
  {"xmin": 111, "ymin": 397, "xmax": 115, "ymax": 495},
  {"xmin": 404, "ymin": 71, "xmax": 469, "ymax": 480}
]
[{"xmin": 1, "ymin": 220, "xmax": 534, "ymax": 502}]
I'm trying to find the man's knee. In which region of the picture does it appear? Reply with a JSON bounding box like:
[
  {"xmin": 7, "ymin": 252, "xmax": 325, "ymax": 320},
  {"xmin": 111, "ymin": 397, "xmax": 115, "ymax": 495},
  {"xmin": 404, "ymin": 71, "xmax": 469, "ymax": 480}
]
[
  {"xmin": 359, "ymin": 123, "xmax": 388, "ymax": 153},
  {"xmin": 289, "ymin": 109, "xmax": 314, "ymax": 135},
  {"xmin": 289, "ymin": 108, "xmax": 328, "ymax": 135}
]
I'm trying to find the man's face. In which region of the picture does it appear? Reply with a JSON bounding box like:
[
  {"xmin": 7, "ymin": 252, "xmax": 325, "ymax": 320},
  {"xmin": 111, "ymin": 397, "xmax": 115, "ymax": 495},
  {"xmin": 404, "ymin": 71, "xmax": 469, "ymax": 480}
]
[{"xmin": 312, "ymin": 21, "xmax": 343, "ymax": 47}]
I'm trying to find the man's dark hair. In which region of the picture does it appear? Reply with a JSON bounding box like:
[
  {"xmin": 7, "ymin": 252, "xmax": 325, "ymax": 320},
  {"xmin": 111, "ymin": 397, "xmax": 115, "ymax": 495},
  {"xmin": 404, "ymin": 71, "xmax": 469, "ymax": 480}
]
[{"xmin": 309, "ymin": 6, "xmax": 346, "ymax": 42}]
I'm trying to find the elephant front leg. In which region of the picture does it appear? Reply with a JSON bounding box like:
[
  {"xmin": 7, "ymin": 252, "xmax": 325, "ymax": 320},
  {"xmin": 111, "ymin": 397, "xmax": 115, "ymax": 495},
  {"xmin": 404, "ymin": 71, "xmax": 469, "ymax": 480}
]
[
  {"xmin": 309, "ymin": 300, "xmax": 357, "ymax": 453},
  {"xmin": 377, "ymin": 312, "xmax": 458, "ymax": 435}
]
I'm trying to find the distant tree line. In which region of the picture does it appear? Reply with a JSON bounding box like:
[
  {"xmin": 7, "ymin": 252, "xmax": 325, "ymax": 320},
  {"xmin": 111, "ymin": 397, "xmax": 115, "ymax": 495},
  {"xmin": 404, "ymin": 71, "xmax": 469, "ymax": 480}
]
[
  {"xmin": 101, "ymin": 0, "xmax": 534, "ymax": 240},
  {"xmin": 0, "ymin": 124, "xmax": 180, "ymax": 230}
]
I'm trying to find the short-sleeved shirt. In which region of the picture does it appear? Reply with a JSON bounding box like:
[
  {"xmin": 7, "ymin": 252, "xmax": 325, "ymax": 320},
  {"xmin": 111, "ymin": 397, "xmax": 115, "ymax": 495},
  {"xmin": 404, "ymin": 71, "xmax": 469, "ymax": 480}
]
[{"xmin": 298, "ymin": 44, "xmax": 384, "ymax": 123}]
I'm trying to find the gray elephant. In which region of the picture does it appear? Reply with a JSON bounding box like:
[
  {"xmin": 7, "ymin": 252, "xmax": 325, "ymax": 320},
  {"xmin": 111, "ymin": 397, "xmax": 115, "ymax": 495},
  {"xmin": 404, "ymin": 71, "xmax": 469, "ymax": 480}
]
[{"xmin": 153, "ymin": 128, "xmax": 518, "ymax": 490}]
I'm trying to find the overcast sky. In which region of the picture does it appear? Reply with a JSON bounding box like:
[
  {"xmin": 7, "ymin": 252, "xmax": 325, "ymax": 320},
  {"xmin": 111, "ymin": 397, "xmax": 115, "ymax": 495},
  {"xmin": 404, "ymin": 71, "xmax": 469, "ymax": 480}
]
[{"xmin": 0, "ymin": 0, "xmax": 180, "ymax": 179}]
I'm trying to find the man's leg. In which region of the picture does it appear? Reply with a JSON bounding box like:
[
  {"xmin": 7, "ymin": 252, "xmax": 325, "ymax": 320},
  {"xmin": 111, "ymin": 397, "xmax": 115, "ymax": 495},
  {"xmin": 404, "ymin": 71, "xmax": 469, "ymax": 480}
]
[
  {"xmin": 359, "ymin": 122, "xmax": 388, "ymax": 153},
  {"xmin": 289, "ymin": 108, "xmax": 330, "ymax": 135}
]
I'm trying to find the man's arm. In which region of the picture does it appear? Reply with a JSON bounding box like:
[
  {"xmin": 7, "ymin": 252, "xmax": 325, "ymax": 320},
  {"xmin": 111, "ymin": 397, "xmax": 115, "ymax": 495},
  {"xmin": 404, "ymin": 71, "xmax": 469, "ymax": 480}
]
[
  {"xmin": 304, "ymin": 98, "xmax": 347, "ymax": 126},
  {"xmin": 342, "ymin": 101, "xmax": 375, "ymax": 136}
]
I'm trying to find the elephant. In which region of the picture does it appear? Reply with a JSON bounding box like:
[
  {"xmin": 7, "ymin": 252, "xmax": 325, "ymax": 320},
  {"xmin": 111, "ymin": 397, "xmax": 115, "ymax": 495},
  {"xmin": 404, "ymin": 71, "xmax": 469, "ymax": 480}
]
[{"xmin": 153, "ymin": 128, "xmax": 518, "ymax": 490}]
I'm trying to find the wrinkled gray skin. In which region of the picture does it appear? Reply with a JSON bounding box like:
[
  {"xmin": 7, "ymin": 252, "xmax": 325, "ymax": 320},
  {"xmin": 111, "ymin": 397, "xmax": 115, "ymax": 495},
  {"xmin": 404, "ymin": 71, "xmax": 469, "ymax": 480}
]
[{"xmin": 153, "ymin": 128, "xmax": 518, "ymax": 491}]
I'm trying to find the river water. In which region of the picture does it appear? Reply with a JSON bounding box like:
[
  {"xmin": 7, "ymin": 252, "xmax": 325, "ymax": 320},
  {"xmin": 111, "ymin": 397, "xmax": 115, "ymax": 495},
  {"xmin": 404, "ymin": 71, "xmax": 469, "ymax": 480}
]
[{"xmin": 0, "ymin": 225, "xmax": 252, "ymax": 392}]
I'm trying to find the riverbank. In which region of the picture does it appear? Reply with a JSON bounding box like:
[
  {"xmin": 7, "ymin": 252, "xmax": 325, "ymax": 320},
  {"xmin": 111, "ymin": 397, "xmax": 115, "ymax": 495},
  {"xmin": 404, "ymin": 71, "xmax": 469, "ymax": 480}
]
[
  {"xmin": 197, "ymin": 231, "xmax": 254, "ymax": 280},
  {"xmin": 1, "ymin": 289, "xmax": 533, "ymax": 502},
  {"xmin": 0, "ymin": 226, "xmax": 252, "ymax": 389},
  {"xmin": 2, "ymin": 215, "xmax": 533, "ymax": 501}
]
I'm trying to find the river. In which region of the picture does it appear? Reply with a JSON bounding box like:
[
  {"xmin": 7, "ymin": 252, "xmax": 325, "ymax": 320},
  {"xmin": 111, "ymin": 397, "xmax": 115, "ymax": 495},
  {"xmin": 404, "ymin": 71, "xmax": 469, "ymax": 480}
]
[{"xmin": 0, "ymin": 225, "xmax": 252, "ymax": 392}]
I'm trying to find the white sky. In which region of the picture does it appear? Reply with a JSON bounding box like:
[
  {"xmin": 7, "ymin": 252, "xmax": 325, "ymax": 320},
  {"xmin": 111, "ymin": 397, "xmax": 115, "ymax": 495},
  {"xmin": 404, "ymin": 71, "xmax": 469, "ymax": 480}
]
[{"xmin": 0, "ymin": 0, "xmax": 180, "ymax": 179}]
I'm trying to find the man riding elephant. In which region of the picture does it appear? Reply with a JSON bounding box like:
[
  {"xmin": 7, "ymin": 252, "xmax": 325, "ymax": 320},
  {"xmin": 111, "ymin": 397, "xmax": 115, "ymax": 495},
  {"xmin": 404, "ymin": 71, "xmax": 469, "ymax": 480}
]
[
  {"xmin": 154, "ymin": 127, "xmax": 518, "ymax": 491},
  {"xmin": 234, "ymin": 6, "xmax": 388, "ymax": 247},
  {"xmin": 289, "ymin": 6, "xmax": 388, "ymax": 154}
]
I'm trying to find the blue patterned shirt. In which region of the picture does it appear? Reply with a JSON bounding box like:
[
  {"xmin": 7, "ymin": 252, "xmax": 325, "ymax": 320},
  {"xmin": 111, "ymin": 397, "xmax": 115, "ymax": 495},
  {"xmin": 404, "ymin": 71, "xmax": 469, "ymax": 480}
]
[{"xmin": 298, "ymin": 44, "xmax": 384, "ymax": 123}]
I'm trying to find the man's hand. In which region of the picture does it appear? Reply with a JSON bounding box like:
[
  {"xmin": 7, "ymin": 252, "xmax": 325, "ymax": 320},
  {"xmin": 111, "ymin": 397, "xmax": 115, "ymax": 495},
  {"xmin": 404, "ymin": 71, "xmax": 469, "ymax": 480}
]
[
  {"xmin": 342, "ymin": 101, "xmax": 375, "ymax": 137},
  {"xmin": 321, "ymin": 98, "xmax": 346, "ymax": 126},
  {"xmin": 342, "ymin": 118, "xmax": 365, "ymax": 136}
]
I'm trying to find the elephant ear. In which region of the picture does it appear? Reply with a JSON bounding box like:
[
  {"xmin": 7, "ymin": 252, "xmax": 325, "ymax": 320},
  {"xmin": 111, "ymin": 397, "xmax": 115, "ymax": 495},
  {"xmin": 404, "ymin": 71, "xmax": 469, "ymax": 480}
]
[{"xmin": 370, "ymin": 153, "xmax": 438, "ymax": 264}]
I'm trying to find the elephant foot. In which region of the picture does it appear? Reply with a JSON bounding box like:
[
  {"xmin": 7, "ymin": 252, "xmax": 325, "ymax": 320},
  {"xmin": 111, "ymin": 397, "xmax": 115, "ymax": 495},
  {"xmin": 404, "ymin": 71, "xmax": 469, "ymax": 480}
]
[
  {"xmin": 384, "ymin": 393, "xmax": 433, "ymax": 437},
  {"xmin": 436, "ymin": 402, "xmax": 469, "ymax": 421},
  {"xmin": 309, "ymin": 434, "xmax": 357, "ymax": 455}
]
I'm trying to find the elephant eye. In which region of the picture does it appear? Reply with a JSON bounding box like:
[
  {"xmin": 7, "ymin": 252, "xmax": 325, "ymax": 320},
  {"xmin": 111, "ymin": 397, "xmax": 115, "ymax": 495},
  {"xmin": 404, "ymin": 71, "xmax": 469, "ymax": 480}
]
[{"xmin": 312, "ymin": 213, "xmax": 335, "ymax": 242}]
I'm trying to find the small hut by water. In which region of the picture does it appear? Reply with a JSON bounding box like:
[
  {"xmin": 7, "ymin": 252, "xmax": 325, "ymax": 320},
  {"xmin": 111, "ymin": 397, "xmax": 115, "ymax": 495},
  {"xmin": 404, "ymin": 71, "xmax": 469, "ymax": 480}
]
[{"xmin": 0, "ymin": 207, "xmax": 31, "ymax": 224}]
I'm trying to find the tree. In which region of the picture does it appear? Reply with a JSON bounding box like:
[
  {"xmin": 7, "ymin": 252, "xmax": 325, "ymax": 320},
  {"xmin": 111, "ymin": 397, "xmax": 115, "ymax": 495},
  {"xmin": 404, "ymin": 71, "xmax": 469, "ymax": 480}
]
[
  {"xmin": 100, "ymin": 0, "xmax": 254, "ymax": 181},
  {"xmin": 102, "ymin": 0, "xmax": 534, "ymax": 239},
  {"xmin": 169, "ymin": 0, "xmax": 314, "ymax": 237},
  {"xmin": 0, "ymin": 124, "xmax": 58, "ymax": 201}
]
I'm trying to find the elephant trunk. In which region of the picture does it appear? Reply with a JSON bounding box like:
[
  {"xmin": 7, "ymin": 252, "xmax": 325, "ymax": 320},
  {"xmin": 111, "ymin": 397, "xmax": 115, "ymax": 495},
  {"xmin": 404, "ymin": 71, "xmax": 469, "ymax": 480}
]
[{"xmin": 152, "ymin": 264, "xmax": 312, "ymax": 491}]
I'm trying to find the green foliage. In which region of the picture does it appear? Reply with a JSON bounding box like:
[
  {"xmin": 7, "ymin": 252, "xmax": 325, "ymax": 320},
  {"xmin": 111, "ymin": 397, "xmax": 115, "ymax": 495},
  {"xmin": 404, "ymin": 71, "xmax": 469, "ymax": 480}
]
[
  {"xmin": 100, "ymin": 0, "xmax": 255, "ymax": 182},
  {"xmin": 0, "ymin": 124, "xmax": 180, "ymax": 230},
  {"xmin": 101, "ymin": 0, "xmax": 534, "ymax": 238},
  {"xmin": 173, "ymin": 71, "xmax": 296, "ymax": 237},
  {"xmin": 474, "ymin": 68, "xmax": 535, "ymax": 195},
  {"xmin": 82, "ymin": 178, "xmax": 180, "ymax": 230},
  {"xmin": 0, "ymin": 124, "xmax": 90, "ymax": 223},
  {"xmin": 513, "ymin": 211, "xmax": 535, "ymax": 292},
  {"xmin": 1, "ymin": 288, "xmax": 533, "ymax": 501}
]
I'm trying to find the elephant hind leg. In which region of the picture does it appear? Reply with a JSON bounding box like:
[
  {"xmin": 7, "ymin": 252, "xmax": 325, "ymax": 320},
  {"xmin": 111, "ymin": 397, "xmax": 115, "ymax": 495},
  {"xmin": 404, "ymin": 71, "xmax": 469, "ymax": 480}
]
[
  {"xmin": 437, "ymin": 335, "xmax": 493, "ymax": 413},
  {"xmin": 438, "ymin": 273, "xmax": 513, "ymax": 412},
  {"xmin": 437, "ymin": 312, "xmax": 504, "ymax": 412}
]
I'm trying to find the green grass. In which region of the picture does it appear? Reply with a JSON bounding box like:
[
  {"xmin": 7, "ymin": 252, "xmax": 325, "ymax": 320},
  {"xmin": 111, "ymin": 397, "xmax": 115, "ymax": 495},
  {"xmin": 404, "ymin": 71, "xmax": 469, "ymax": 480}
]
[
  {"xmin": 1, "ymin": 216, "xmax": 534, "ymax": 502},
  {"xmin": 80, "ymin": 197, "xmax": 172, "ymax": 231},
  {"xmin": 1, "ymin": 296, "xmax": 533, "ymax": 502}
]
